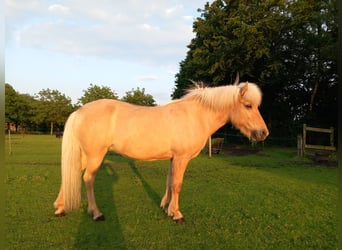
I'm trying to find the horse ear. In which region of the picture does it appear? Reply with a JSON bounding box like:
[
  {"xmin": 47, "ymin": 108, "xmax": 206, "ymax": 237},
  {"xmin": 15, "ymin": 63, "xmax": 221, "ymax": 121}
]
[
  {"xmin": 233, "ymin": 72, "xmax": 240, "ymax": 85},
  {"xmin": 240, "ymin": 82, "xmax": 248, "ymax": 97}
]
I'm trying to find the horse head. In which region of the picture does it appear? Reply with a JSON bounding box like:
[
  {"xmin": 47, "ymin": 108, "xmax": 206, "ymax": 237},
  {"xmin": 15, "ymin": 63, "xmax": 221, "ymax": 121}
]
[{"xmin": 230, "ymin": 82, "xmax": 269, "ymax": 142}]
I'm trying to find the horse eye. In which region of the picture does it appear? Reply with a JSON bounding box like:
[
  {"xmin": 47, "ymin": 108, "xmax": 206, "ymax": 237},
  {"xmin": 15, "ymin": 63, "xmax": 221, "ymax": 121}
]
[{"xmin": 245, "ymin": 104, "xmax": 252, "ymax": 109}]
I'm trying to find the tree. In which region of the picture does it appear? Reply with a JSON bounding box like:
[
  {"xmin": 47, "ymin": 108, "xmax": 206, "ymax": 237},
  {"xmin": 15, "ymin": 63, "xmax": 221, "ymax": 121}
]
[
  {"xmin": 5, "ymin": 84, "xmax": 18, "ymax": 130},
  {"xmin": 16, "ymin": 94, "xmax": 37, "ymax": 132},
  {"xmin": 172, "ymin": 0, "xmax": 337, "ymax": 140},
  {"xmin": 78, "ymin": 83, "xmax": 119, "ymax": 105},
  {"xmin": 5, "ymin": 84, "xmax": 35, "ymax": 132},
  {"xmin": 35, "ymin": 89, "xmax": 74, "ymax": 135},
  {"xmin": 172, "ymin": 0, "xmax": 289, "ymax": 98},
  {"xmin": 281, "ymin": 0, "xmax": 337, "ymax": 126},
  {"xmin": 121, "ymin": 87, "xmax": 156, "ymax": 106}
]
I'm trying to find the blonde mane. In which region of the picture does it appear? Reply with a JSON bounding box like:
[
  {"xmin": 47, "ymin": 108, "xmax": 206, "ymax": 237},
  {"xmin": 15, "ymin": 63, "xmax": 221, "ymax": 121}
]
[{"xmin": 183, "ymin": 82, "xmax": 262, "ymax": 110}]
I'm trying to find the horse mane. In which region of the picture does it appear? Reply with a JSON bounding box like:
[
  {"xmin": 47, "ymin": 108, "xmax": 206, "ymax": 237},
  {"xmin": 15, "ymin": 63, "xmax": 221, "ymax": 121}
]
[{"xmin": 182, "ymin": 81, "xmax": 262, "ymax": 110}]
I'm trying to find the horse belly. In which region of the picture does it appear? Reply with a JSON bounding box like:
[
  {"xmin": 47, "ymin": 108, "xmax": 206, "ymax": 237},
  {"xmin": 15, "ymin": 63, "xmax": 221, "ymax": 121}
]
[
  {"xmin": 109, "ymin": 142, "xmax": 173, "ymax": 161},
  {"xmin": 109, "ymin": 131, "xmax": 173, "ymax": 161}
]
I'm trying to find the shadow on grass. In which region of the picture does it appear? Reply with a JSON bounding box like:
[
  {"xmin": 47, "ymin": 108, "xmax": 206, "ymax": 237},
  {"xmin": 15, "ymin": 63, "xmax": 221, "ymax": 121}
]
[
  {"xmin": 127, "ymin": 160, "xmax": 162, "ymax": 208},
  {"xmin": 73, "ymin": 161, "xmax": 127, "ymax": 250},
  {"xmin": 73, "ymin": 156, "xmax": 163, "ymax": 249}
]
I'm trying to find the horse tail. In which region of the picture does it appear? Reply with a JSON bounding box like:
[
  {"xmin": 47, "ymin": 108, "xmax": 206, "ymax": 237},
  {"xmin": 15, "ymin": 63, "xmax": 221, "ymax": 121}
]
[{"xmin": 61, "ymin": 111, "xmax": 82, "ymax": 212}]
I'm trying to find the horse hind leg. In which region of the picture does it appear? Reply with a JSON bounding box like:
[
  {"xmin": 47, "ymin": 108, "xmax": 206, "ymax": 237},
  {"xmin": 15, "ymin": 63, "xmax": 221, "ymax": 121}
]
[
  {"xmin": 160, "ymin": 161, "xmax": 173, "ymax": 213},
  {"xmin": 53, "ymin": 187, "xmax": 65, "ymax": 216},
  {"xmin": 83, "ymin": 151, "xmax": 107, "ymax": 221}
]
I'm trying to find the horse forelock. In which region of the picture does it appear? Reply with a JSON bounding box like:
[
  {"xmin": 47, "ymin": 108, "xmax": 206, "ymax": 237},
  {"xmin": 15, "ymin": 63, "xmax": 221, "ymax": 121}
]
[
  {"xmin": 183, "ymin": 81, "xmax": 262, "ymax": 110},
  {"xmin": 238, "ymin": 82, "xmax": 262, "ymax": 106}
]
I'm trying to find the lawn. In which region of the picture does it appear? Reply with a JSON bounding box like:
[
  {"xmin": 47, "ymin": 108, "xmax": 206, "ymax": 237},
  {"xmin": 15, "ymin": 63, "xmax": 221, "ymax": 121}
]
[{"xmin": 5, "ymin": 135, "xmax": 338, "ymax": 249}]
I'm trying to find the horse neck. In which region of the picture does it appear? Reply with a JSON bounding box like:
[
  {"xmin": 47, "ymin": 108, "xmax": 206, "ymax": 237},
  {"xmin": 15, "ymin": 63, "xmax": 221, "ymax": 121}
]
[
  {"xmin": 184, "ymin": 85, "xmax": 238, "ymax": 135},
  {"xmin": 206, "ymin": 107, "xmax": 232, "ymax": 134},
  {"xmin": 187, "ymin": 97, "xmax": 232, "ymax": 135}
]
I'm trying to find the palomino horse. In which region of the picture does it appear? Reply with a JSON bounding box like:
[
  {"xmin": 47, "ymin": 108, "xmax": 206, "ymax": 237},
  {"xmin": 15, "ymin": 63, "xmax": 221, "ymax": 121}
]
[{"xmin": 54, "ymin": 81, "xmax": 268, "ymax": 222}]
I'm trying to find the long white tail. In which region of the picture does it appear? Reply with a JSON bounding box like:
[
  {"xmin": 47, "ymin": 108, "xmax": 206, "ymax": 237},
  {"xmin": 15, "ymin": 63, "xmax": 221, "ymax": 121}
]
[{"xmin": 61, "ymin": 112, "xmax": 82, "ymax": 212}]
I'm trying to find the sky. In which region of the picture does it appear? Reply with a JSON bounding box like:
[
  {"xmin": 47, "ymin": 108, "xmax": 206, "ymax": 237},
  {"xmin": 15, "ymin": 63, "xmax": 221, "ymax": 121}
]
[{"xmin": 5, "ymin": 0, "xmax": 212, "ymax": 105}]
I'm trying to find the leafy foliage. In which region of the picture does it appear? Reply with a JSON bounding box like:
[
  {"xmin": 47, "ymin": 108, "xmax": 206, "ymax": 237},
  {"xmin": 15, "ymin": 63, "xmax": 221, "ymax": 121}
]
[
  {"xmin": 172, "ymin": 0, "xmax": 337, "ymax": 138},
  {"xmin": 34, "ymin": 89, "xmax": 74, "ymax": 134},
  {"xmin": 5, "ymin": 84, "xmax": 37, "ymax": 131},
  {"xmin": 121, "ymin": 87, "xmax": 156, "ymax": 106},
  {"xmin": 78, "ymin": 83, "xmax": 119, "ymax": 105},
  {"xmin": 5, "ymin": 83, "xmax": 157, "ymax": 133}
]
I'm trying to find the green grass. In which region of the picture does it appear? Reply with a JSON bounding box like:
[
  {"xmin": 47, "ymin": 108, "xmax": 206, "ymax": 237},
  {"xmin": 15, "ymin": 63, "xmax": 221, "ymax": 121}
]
[{"xmin": 5, "ymin": 135, "xmax": 338, "ymax": 249}]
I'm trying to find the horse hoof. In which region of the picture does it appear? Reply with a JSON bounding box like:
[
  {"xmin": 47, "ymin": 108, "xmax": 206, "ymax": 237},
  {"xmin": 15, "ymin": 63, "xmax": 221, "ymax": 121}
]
[
  {"xmin": 173, "ymin": 217, "xmax": 185, "ymax": 223},
  {"xmin": 55, "ymin": 211, "xmax": 65, "ymax": 217},
  {"xmin": 93, "ymin": 214, "xmax": 105, "ymax": 221}
]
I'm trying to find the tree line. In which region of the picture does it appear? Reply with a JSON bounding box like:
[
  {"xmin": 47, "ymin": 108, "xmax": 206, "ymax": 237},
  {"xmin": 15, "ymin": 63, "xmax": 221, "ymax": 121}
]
[
  {"xmin": 172, "ymin": 0, "xmax": 337, "ymax": 142},
  {"xmin": 5, "ymin": 0, "xmax": 337, "ymax": 145},
  {"xmin": 5, "ymin": 83, "xmax": 156, "ymax": 134}
]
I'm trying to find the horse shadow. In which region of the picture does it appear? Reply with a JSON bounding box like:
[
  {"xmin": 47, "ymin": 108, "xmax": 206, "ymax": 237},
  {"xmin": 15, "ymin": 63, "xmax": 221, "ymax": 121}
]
[
  {"xmin": 73, "ymin": 159, "xmax": 126, "ymax": 249},
  {"xmin": 73, "ymin": 155, "xmax": 162, "ymax": 249},
  {"xmin": 127, "ymin": 159, "xmax": 162, "ymax": 208}
]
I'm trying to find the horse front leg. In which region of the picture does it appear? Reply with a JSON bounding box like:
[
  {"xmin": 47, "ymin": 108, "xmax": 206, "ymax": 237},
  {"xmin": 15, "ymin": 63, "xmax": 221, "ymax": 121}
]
[
  {"xmin": 166, "ymin": 157, "xmax": 189, "ymax": 222},
  {"xmin": 160, "ymin": 160, "xmax": 173, "ymax": 213}
]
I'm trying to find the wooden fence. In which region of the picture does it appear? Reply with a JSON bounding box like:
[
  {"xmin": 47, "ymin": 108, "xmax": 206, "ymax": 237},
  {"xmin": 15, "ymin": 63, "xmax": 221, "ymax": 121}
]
[{"xmin": 297, "ymin": 124, "xmax": 336, "ymax": 157}]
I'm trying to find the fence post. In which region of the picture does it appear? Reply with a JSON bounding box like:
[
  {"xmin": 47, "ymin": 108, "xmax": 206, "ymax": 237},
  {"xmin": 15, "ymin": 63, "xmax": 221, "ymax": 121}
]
[
  {"xmin": 297, "ymin": 134, "xmax": 303, "ymax": 157},
  {"xmin": 8, "ymin": 129, "xmax": 12, "ymax": 155},
  {"xmin": 302, "ymin": 124, "xmax": 307, "ymax": 156},
  {"xmin": 330, "ymin": 127, "xmax": 334, "ymax": 147}
]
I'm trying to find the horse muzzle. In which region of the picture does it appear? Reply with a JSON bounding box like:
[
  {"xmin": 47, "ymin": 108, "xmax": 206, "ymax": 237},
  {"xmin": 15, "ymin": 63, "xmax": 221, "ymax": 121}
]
[{"xmin": 250, "ymin": 129, "xmax": 269, "ymax": 142}]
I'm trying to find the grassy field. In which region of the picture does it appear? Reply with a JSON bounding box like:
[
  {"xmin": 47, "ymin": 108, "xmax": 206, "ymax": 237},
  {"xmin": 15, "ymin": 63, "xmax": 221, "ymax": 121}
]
[{"xmin": 5, "ymin": 135, "xmax": 338, "ymax": 249}]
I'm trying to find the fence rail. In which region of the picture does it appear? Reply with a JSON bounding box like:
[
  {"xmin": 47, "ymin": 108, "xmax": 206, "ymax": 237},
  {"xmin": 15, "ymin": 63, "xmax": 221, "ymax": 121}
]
[{"xmin": 298, "ymin": 124, "xmax": 336, "ymax": 156}]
